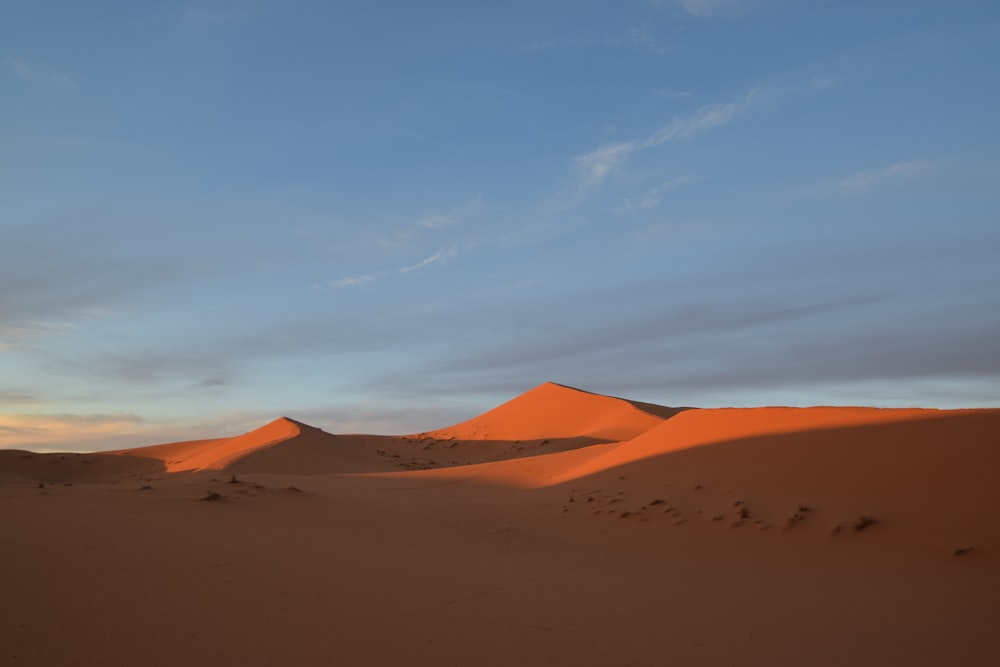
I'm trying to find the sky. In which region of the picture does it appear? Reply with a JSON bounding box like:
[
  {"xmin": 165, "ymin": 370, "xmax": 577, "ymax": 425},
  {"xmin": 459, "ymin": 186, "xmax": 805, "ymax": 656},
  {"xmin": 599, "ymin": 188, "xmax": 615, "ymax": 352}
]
[{"xmin": 2, "ymin": 0, "xmax": 999, "ymax": 451}]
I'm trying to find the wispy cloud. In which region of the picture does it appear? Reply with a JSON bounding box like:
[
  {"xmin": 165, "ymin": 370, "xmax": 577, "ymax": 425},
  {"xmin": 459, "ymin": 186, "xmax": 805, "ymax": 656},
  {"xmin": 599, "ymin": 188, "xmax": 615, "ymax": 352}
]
[
  {"xmin": 332, "ymin": 274, "xmax": 377, "ymax": 289},
  {"xmin": 417, "ymin": 214, "xmax": 458, "ymax": 230},
  {"xmin": 366, "ymin": 196, "xmax": 481, "ymax": 251},
  {"xmin": 329, "ymin": 197, "xmax": 480, "ymax": 288},
  {"xmin": 399, "ymin": 246, "xmax": 458, "ymax": 273},
  {"xmin": 577, "ymin": 88, "xmax": 762, "ymax": 189},
  {"xmin": 332, "ymin": 246, "xmax": 460, "ymax": 288},
  {"xmin": 576, "ymin": 141, "xmax": 637, "ymax": 188},
  {"xmin": 641, "ymin": 90, "xmax": 762, "ymax": 148},
  {"xmin": 4, "ymin": 56, "xmax": 76, "ymax": 89},
  {"xmin": 834, "ymin": 160, "xmax": 937, "ymax": 192}
]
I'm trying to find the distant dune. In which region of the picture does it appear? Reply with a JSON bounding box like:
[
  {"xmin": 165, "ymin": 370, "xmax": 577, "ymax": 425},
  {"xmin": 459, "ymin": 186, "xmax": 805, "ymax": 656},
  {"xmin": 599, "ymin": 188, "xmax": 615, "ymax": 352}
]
[
  {"xmin": 2, "ymin": 383, "xmax": 998, "ymax": 666},
  {"xmin": 421, "ymin": 380, "xmax": 684, "ymax": 441}
]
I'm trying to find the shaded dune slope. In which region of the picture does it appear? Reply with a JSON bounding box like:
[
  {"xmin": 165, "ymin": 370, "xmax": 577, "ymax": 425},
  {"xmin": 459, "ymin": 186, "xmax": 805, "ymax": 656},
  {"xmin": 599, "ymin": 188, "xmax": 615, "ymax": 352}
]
[
  {"xmin": 112, "ymin": 417, "xmax": 397, "ymax": 474},
  {"xmin": 0, "ymin": 449, "xmax": 164, "ymax": 483},
  {"xmin": 376, "ymin": 405, "xmax": 1000, "ymax": 495},
  {"xmin": 552, "ymin": 406, "xmax": 953, "ymax": 481}
]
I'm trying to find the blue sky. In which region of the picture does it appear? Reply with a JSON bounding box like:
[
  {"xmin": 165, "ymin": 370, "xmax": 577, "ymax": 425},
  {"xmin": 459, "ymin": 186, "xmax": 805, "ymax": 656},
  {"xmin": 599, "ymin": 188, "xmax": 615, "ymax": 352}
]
[{"xmin": 2, "ymin": 0, "xmax": 999, "ymax": 451}]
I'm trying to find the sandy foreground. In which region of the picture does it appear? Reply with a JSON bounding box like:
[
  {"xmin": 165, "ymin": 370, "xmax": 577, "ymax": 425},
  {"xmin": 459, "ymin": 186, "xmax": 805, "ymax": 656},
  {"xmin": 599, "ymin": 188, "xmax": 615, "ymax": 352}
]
[{"xmin": 2, "ymin": 382, "xmax": 998, "ymax": 666}]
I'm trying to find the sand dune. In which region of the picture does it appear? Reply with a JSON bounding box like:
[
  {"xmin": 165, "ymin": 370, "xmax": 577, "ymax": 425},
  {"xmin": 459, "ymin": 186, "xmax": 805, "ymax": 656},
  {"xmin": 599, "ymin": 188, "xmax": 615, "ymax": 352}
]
[
  {"xmin": 108, "ymin": 417, "xmax": 406, "ymax": 475},
  {"xmin": 2, "ymin": 383, "xmax": 998, "ymax": 666},
  {"xmin": 420, "ymin": 381, "xmax": 682, "ymax": 441},
  {"xmin": 108, "ymin": 416, "xmax": 306, "ymax": 472},
  {"xmin": 550, "ymin": 404, "xmax": 967, "ymax": 480}
]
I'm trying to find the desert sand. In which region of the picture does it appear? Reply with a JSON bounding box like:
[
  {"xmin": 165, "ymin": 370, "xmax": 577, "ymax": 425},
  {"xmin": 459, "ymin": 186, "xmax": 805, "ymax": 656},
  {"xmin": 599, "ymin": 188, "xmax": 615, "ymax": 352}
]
[{"xmin": 2, "ymin": 382, "xmax": 998, "ymax": 666}]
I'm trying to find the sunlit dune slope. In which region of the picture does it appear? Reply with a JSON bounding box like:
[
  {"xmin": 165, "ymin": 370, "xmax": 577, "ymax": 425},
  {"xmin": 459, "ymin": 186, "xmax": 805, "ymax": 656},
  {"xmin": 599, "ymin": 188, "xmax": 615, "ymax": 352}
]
[
  {"xmin": 387, "ymin": 406, "xmax": 1000, "ymax": 509},
  {"xmin": 418, "ymin": 381, "xmax": 681, "ymax": 442},
  {"xmin": 93, "ymin": 382, "xmax": 684, "ymax": 475},
  {"xmin": 554, "ymin": 406, "xmax": 949, "ymax": 481},
  {"xmin": 111, "ymin": 417, "xmax": 392, "ymax": 474},
  {"xmin": 108, "ymin": 417, "xmax": 300, "ymax": 472}
]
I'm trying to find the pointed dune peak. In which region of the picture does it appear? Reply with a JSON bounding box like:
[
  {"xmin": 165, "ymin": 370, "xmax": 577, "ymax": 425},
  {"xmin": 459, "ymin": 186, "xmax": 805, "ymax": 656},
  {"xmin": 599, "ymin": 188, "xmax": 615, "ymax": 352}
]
[
  {"xmin": 247, "ymin": 416, "xmax": 303, "ymax": 437},
  {"xmin": 112, "ymin": 416, "xmax": 318, "ymax": 473},
  {"xmin": 233, "ymin": 416, "xmax": 307, "ymax": 443},
  {"xmin": 422, "ymin": 382, "xmax": 677, "ymax": 442},
  {"xmin": 234, "ymin": 416, "xmax": 331, "ymax": 443},
  {"xmin": 257, "ymin": 415, "xmax": 326, "ymax": 432}
]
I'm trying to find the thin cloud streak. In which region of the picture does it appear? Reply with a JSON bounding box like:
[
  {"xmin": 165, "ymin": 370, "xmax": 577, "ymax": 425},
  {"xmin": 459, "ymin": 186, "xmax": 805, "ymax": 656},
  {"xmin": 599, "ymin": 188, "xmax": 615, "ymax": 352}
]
[
  {"xmin": 399, "ymin": 246, "xmax": 458, "ymax": 273},
  {"xmin": 332, "ymin": 246, "xmax": 460, "ymax": 288},
  {"xmin": 332, "ymin": 275, "xmax": 376, "ymax": 289},
  {"xmin": 576, "ymin": 141, "xmax": 636, "ymax": 188},
  {"xmin": 577, "ymin": 88, "xmax": 763, "ymax": 188},
  {"xmin": 640, "ymin": 90, "xmax": 761, "ymax": 148},
  {"xmin": 360, "ymin": 196, "xmax": 481, "ymax": 251}
]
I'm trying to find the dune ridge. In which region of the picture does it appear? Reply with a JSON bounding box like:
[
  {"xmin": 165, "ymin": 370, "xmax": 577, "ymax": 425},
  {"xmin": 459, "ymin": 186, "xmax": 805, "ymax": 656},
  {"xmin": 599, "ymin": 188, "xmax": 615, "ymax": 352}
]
[
  {"xmin": 549, "ymin": 405, "xmax": 958, "ymax": 482},
  {"xmin": 112, "ymin": 417, "xmax": 309, "ymax": 473},
  {"xmin": 417, "ymin": 381, "xmax": 682, "ymax": 442},
  {"xmin": 2, "ymin": 382, "xmax": 998, "ymax": 667}
]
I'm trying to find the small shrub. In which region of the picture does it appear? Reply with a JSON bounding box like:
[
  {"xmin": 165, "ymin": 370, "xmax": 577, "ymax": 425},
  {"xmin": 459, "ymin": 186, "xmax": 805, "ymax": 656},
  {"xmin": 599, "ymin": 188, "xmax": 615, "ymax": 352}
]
[{"xmin": 853, "ymin": 516, "xmax": 878, "ymax": 532}]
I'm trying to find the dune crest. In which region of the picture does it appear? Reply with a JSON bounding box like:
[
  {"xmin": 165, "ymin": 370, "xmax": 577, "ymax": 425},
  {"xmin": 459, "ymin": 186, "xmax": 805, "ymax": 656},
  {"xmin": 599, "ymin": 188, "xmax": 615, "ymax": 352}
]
[
  {"xmin": 115, "ymin": 417, "xmax": 305, "ymax": 472},
  {"xmin": 418, "ymin": 381, "xmax": 681, "ymax": 442},
  {"xmin": 552, "ymin": 405, "xmax": 950, "ymax": 482}
]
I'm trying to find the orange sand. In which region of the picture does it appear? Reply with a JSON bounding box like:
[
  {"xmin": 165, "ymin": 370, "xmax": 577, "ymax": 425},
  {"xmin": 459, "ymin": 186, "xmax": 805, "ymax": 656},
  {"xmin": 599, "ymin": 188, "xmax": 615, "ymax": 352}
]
[{"xmin": 2, "ymin": 383, "xmax": 998, "ymax": 666}]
